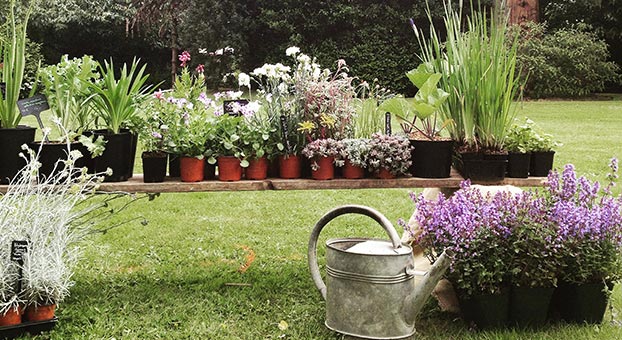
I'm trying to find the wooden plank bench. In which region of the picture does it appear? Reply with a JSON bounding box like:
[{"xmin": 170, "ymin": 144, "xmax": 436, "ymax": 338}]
[{"xmin": 0, "ymin": 170, "xmax": 546, "ymax": 194}]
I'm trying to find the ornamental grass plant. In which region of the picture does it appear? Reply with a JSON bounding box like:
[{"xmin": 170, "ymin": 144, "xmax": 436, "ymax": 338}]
[{"xmin": 413, "ymin": 0, "xmax": 521, "ymax": 152}]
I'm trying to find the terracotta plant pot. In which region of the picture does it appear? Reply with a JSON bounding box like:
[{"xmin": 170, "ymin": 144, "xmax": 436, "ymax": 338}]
[
  {"xmin": 217, "ymin": 156, "xmax": 243, "ymax": 181},
  {"xmin": 279, "ymin": 154, "xmax": 301, "ymax": 179},
  {"xmin": 342, "ymin": 159, "xmax": 365, "ymax": 179},
  {"xmin": 376, "ymin": 168, "xmax": 395, "ymax": 179},
  {"xmin": 245, "ymin": 157, "xmax": 269, "ymax": 180},
  {"xmin": 311, "ymin": 156, "xmax": 335, "ymax": 180},
  {"xmin": 180, "ymin": 156, "xmax": 205, "ymax": 182},
  {"xmin": 24, "ymin": 304, "xmax": 56, "ymax": 322},
  {"xmin": 0, "ymin": 306, "xmax": 22, "ymax": 326}
]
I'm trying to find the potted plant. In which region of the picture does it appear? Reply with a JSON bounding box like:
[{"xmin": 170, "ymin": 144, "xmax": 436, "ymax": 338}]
[
  {"xmin": 412, "ymin": 1, "xmax": 522, "ymax": 181},
  {"xmin": 137, "ymin": 107, "xmax": 168, "ymax": 183},
  {"xmin": 212, "ymin": 114, "xmax": 249, "ymax": 182},
  {"xmin": 246, "ymin": 53, "xmax": 305, "ymax": 179},
  {"xmin": 0, "ymin": 230, "xmax": 23, "ymax": 326},
  {"xmin": 0, "ymin": 146, "xmax": 137, "ymax": 328},
  {"xmin": 367, "ymin": 133, "xmax": 412, "ymax": 179},
  {"xmin": 240, "ymin": 106, "xmax": 276, "ymax": 180},
  {"xmin": 545, "ymin": 162, "xmax": 622, "ymax": 324},
  {"xmin": 336, "ymin": 138, "xmax": 370, "ymax": 179},
  {"xmin": 380, "ymin": 63, "xmax": 452, "ymax": 178},
  {"xmin": 0, "ymin": 0, "xmax": 36, "ymax": 184},
  {"xmin": 301, "ymin": 138, "xmax": 340, "ymax": 180},
  {"xmin": 506, "ymin": 199, "xmax": 559, "ymax": 327},
  {"xmin": 504, "ymin": 119, "xmax": 534, "ymax": 178},
  {"xmin": 409, "ymin": 182, "xmax": 515, "ymax": 328},
  {"xmin": 529, "ymin": 127, "xmax": 560, "ymax": 177},
  {"xmin": 353, "ymin": 78, "xmax": 392, "ymax": 139},
  {"xmin": 32, "ymin": 55, "xmax": 101, "ymax": 179},
  {"xmin": 87, "ymin": 59, "xmax": 153, "ymax": 182}
]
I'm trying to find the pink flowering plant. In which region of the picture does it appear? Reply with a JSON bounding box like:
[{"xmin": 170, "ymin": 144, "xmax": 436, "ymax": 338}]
[
  {"xmin": 301, "ymin": 138, "xmax": 341, "ymax": 170},
  {"xmin": 367, "ymin": 133, "xmax": 412, "ymax": 176}
]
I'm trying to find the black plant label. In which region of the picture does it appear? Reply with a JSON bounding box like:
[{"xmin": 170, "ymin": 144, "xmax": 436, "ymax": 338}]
[
  {"xmin": 11, "ymin": 240, "xmax": 28, "ymax": 263},
  {"xmin": 0, "ymin": 82, "xmax": 5, "ymax": 98},
  {"xmin": 385, "ymin": 112, "xmax": 392, "ymax": 135},
  {"xmin": 17, "ymin": 94, "xmax": 49, "ymax": 117}
]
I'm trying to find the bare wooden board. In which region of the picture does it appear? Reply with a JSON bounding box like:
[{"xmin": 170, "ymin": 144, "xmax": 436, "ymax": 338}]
[{"xmin": 0, "ymin": 173, "xmax": 547, "ymax": 194}]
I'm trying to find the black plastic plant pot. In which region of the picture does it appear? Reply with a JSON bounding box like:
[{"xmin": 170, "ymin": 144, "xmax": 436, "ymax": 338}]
[
  {"xmin": 458, "ymin": 152, "xmax": 508, "ymax": 182},
  {"xmin": 141, "ymin": 152, "xmax": 167, "ymax": 183},
  {"xmin": 459, "ymin": 290, "xmax": 510, "ymax": 329},
  {"xmin": 410, "ymin": 139, "xmax": 454, "ymax": 178},
  {"xmin": 507, "ymin": 152, "xmax": 531, "ymax": 178},
  {"xmin": 549, "ymin": 282, "xmax": 612, "ymax": 324},
  {"xmin": 168, "ymin": 153, "xmax": 181, "ymax": 177},
  {"xmin": 0, "ymin": 317, "xmax": 57, "ymax": 339},
  {"xmin": 92, "ymin": 129, "xmax": 133, "ymax": 182},
  {"xmin": 0, "ymin": 125, "xmax": 36, "ymax": 184},
  {"xmin": 204, "ymin": 162, "xmax": 216, "ymax": 180},
  {"xmin": 27, "ymin": 141, "xmax": 88, "ymax": 181},
  {"xmin": 128, "ymin": 130, "xmax": 138, "ymax": 179},
  {"xmin": 530, "ymin": 151, "xmax": 555, "ymax": 177},
  {"xmin": 509, "ymin": 286, "xmax": 554, "ymax": 328}
]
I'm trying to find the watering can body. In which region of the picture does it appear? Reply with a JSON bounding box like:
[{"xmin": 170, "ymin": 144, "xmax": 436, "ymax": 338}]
[{"xmin": 308, "ymin": 205, "xmax": 452, "ymax": 340}]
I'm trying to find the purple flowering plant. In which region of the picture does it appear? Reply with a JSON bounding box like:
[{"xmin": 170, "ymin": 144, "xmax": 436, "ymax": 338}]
[
  {"xmin": 405, "ymin": 181, "xmax": 515, "ymax": 296},
  {"xmin": 367, "ymin": 133, "xmax": 412, "ymax": 176},
  {"xmin": 403, "ymin": 159, "xmax": 622, "ymax": 297},
  {"xmin": 544, "ymin": 160, "xmax": 622, "ymax": 284}
]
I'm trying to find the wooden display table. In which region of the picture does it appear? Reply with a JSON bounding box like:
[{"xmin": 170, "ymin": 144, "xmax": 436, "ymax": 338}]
[{"xmin": 0, "ymin": 171, "xmax": 547, "ymax": 194}]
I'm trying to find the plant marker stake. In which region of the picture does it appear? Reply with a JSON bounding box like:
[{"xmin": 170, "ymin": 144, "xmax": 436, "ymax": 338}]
[
  {"xmin": 11, "ymin": 240, "xmax": 28, "ymax": 295},
  {"xmin": 385, "ymin": 112, "xmax": 392, "ymax": 135},
  {"xmin": 280, "ymin": 115, "xmax": 292, "ymax": 154},
  {"xmin": 17, "ymin": 94, "xmax": 50, "ymax": 142},
  {"xmin": 0, "ymin": 82, "xmax": 5, "ymax": 98}
]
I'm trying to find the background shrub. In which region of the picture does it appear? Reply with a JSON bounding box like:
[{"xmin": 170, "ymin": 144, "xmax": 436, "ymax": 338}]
[{"xmin": 516, "ymin": 22, "xmax": 620, "ymax": 98}]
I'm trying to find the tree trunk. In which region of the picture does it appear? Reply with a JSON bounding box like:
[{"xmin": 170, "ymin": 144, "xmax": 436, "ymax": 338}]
[{"xmin": 170, "ymin": 15, "xmax": 179, "ymax": 85}]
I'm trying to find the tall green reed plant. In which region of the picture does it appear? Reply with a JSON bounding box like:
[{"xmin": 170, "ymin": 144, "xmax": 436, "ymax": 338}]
[
  {"xmin": 413, "ymin": 0, "xmax": 521, "ymax": 152},
  {"xmin": 87, "ymin": 59, "xmax": 153, "ymax": 134},
  {"xmin": 0, "ymin": 0, "xmax": 34, "ymax": 128}
]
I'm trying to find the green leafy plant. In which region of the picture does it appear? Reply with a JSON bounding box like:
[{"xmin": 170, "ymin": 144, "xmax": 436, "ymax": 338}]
[
  {"xmin": 39, "ymin": 55, "xmax": 101, "ymax": 138},
  {"xmin": 353, "ymin": 79, "xmax": 392, "ymax": 138},
  {"xmin": 212, "ymin": 114, "xmax": 250, "ymax": 167},
  {"xmin": 380, "ymin": 63, "xmax": 450, "ymax": 140},
  {"xmin": 413, "ymin": 1, "xmax": 522, "ymax": 152},
  {"xmin": 87, "ymin": 59, "xmax": 154, "ymax": 134},
  {"xmin": 0, "ymin": 0, "xmax": 34, "ymax": 128}
]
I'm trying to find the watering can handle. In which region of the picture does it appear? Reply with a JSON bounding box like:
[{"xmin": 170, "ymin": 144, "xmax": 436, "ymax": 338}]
[{"xmin": 307, "ymin": 204, "xmax": 402, "ymax": 300}]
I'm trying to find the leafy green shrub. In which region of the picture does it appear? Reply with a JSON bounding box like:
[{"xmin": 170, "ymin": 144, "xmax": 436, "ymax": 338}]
[{"xmin": 515, "ymin": 22, "xmax": 620, "ymax": 98}]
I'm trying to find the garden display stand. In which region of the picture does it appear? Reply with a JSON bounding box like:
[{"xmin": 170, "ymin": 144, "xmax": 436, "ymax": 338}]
[{"xmin": 0, "ymin": 169, "xmax": 547, "ymax": 194}]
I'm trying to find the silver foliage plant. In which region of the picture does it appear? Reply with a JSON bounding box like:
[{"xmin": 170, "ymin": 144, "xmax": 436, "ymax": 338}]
[{"xmin": 0, "ymin": 127, "xmax": 140, "ymax": 312}]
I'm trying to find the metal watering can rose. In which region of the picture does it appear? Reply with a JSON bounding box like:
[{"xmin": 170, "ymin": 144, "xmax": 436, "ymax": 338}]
[{"xmin": 308, "ymin": 205, "xmax": 452, "ymax": 340}]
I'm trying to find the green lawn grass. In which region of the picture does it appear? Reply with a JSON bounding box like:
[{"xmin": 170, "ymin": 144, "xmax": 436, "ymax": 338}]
[{"xmin": 22, "ymin": 99, "xmax": 622, "ymax": 339}]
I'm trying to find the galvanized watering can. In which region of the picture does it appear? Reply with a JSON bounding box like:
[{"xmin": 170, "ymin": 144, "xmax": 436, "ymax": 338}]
[{"xmin": 308, "ymin": 205, "xmax": 452, "ymax": 339}]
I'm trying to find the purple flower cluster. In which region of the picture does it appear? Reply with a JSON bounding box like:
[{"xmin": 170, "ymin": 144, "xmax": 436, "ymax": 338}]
[{"xmin": 406, "ymin": 159, "xmax": 622, "ymax": 293}]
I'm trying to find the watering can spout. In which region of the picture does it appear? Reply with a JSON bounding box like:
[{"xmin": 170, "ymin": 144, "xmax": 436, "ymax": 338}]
[{"xmin": 403, "ymin": 250, "xmax": 453, "ymax": 324}]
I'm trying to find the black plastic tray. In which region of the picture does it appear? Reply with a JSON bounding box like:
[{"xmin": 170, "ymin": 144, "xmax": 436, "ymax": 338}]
[{"xmin": 0, "ymin": 317, "xmax": 57, "ymax": 339}]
